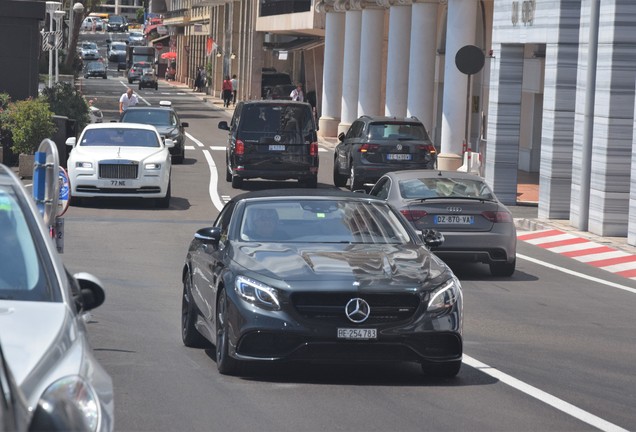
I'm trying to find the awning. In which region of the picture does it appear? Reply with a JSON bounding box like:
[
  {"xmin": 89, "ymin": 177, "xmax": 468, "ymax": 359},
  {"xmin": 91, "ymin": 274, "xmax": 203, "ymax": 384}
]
[
  {"xmin": 151, "ymin": 35, "xmax": 170, "ymax": 45},
  {"xmin": 161, "ymin": 51, "xmax": 177, "ymax": 60},
  {"xmin": 263, "ymin": 37, "xmax": 324, "ymax": 53}
]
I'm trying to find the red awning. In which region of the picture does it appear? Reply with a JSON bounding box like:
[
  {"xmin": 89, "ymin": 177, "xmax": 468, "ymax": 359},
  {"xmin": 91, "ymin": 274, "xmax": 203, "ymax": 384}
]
[{"xmin": 161, "ymin": 51, "xmax": 177, "ymax": 60}]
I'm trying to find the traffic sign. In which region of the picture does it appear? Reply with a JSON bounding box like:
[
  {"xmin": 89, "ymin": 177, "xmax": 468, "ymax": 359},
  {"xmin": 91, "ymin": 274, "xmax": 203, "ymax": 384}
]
[
  {"xmin": 57, "ymin": 166, "xmax": 70, "ymax": 217},
  {"xmin": 155, "ymin": 42, "xmax": 163, "ymax": 50}
]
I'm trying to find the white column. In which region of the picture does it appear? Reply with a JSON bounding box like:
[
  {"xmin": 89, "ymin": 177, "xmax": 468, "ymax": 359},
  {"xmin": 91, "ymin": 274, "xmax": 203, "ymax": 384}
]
[
  {"xmin": 439, "ymin": 0, "xmax": 477, "ymax": 170},
  {"xmin": 319, "ymin": 10, "xmax": 346, "ymax": 137},
  {"xmin": 339, "ymin": 9, "xmax": 362, "ymax": 135},
  {"xmin": 358, "ymin": 7, "xmax": 385, "ymax": 116},
  {"xmin": 407, "ymin": 0, "xmax": 438, "ymax": 131},
  {"xmin": 385, "ymin": 3, "xmax": 411, "ymax": 117}
]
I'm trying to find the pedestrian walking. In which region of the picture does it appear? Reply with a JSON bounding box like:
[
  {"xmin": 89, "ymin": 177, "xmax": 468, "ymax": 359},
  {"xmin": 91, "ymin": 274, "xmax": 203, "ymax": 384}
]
[
  {"xmin": 230, "ymin": 74, "xmax": 238, "ymax": 105},
  {"xmin": 194, "ymin": 66, "xmax": 203, "ymax": 92},
  {"xmin": 222, "ymin": 75, "xmax": 233, "ymax": 108},
  {"xmin": 290, "ymin": 83, "xmax": 304, "ymax": 102},
  {"xmin": 119, "ymin": 88, "xmax": 139, "ymax": 114}
]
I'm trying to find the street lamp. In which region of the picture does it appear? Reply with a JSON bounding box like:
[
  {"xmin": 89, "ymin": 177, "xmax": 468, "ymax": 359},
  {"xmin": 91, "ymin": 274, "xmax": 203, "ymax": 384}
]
[
  {"xmin": 54, "ymin": 10, "xmax": 65, "ymax": 84},
  {"xmin": 68, "ymin": 2, "xmax": 85, "ymax": 52},
  {"xmin": 45, "ymin": 1, "xmax": 62, "ymax": 88}
]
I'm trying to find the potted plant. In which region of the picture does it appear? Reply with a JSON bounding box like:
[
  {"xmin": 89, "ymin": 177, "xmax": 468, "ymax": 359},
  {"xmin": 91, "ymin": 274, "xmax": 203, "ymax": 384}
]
[
  {"xmin": 2, "ymin": 98, "xmax": 56, "ymax": 177},
  {"xmin": 40, "ymin": 82, "xmax": 91, "ymax": 133}
]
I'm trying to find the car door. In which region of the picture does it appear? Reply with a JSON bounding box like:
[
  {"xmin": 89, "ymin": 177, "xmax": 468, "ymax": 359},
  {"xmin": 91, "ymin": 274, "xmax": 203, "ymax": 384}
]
[
  {"xmin": 227, "ymin": 103, "xmax": 243, "ymax": 170},
  {"xmin": 191, "ymin": 202, "xmax": 235, "ymax": 322},
  {"xmin": 335, "ymin": 120, "xmax": 363, "ymax": 174}
]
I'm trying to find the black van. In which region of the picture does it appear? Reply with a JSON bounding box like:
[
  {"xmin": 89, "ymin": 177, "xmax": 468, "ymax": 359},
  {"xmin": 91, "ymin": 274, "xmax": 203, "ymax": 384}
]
[{"xmin": 218, "ymin": 100, "xmax": 319, "ymax": 188}]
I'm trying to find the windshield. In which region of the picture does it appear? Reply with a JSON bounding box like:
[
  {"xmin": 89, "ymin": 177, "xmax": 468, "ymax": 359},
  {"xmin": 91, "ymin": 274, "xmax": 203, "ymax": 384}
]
[
  {"xmin": 399, "ymin": 177, "xmax": 495, "ymax": 200},
  {"xmin": 109, "ymin": 16, "xmax": 124, "ymax": 23},
  {"xmin": 111, "ymin": 43, "xmax": 126, "ymax": 51},
  {"xmin": 239, "ymin": 200, "xmax": 411, "ymax": 244},
  {"xmin": 367, "ymin": 122, "xmax": 430, "ymax": 141},
  {"xmin": 82, "ymin": 42, "xmax": 97, "ymax": 50},
  {"xmin": 121, "ymin": 110, "xmax": 173, "ymax": 126},
  {"xmin": 0, "ymin": 187, "xmax": 53, "ymax": 301},
  {"xmin": 240, "ymin": 104, "xmax": 313, "ymax": 135},
  {"xmin": 79, "ymin": 128, "xmax": 160, "ymax": 147}
]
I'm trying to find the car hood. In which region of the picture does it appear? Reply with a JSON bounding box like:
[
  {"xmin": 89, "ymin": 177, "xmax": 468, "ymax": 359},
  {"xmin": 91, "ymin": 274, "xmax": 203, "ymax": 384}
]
[
  {"xmin": 0, "ymin": 301, "xmax": 69, "ymax": 386},
  {"xmin": 73, "ymin": 145, "xmax": 165, "ymax": 161},
  {"xmin": 232, "ymin": 243, "xmax": 449, "ymax": 285}
]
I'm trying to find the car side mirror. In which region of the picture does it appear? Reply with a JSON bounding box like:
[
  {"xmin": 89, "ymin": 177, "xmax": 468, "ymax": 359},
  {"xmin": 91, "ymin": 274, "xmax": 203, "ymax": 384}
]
[
  {"xmin": 338, "ymin": 132, "xmax": 345, "ymax": 141},
  {"xmin": 194, "ymin": 227, "xmax": 222, "ymax": 247},
  {"xmin": 218, "ymin": 121, "xmax": 230, "ymax": 131},
  {"xmin": 65, "ymin": 137, "xmax": 76, "ymax": 148},
  {"xmin": 164, "ymin": 138, "xmax": 175, "ymax": 148},
  {"xmin": 73, "ymin": 272, "xmax": 106, "ymax": 312},
  {"xmin": 421, "ymin": 229, "xmax": 444, "ymax": 249}
]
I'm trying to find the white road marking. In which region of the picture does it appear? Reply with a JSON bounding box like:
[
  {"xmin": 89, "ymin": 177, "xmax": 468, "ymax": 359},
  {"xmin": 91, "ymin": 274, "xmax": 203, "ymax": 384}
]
[
  {"xmin": 209, "ymin": 146, "xmax": 226, "ymax": 151},
  {"xmin": 463, "ymin": 355, "xmax": 629, "ymax": 432},
  {"xmin": 518, "ymin": 253, "xmax": 636, "ymax": 294},
  {"xmin": 523, "ymin": 233, "xmax": 578, "ymax": 245},
  {"xmin": 185, "ymin": 145, "xmax": 195, "ymax": 150},
  {"xmin": 186, "ymin": 132, "xmax": 205, "ymax": 147},
  {"xmin": 202, "ymin": 149, "xmax": 224, "ymax": 211},
  {"xmin": 575, "ymin": 251, "xmax": 630, "ymax": 263},
  {"xmin": 549, "ymin": 241, "xmax": 604, "ymax": 253}
]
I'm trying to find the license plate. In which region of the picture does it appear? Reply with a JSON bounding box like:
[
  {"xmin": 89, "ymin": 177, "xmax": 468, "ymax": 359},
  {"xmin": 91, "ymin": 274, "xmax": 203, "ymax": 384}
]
[
  {"xmin": 434, "ymin": 215, "xmax": 474, "ymax": 224},
  {"xmin": 100, "ymin": 180, "xmax": 128, "ymax": 188},
  {"xmin": 337, "ymin": 328, "xmax": 377, "ymax": 340},
  {"xmin": 387, "ymin": 153, "xmax": 412, "ymax": 161},
  {"xmin": 269, "ymin": 144, "xmax": 285, "ymax": 151}
]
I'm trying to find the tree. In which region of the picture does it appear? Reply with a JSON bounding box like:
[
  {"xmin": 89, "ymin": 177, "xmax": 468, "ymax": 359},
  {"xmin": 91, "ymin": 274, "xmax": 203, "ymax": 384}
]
[
  {"xmin": 40, "ymin": 82, "xmax": 90, "ymax": 132},
  {"xmin": 3, "ymin": 99, "xmax": 57, "ymax": 155},
  {"xmin": 65, "ymin": 0, "xmax": 104, "ymax": 69}
]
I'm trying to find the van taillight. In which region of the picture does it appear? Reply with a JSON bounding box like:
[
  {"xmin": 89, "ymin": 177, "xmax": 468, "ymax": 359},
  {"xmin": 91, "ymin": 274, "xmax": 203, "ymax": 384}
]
[
  {"xmin": 235, "ymin": 140, "xmax": 245, "ymax": 155},
  {"xmin": 400, "ymin": 209, "xmax": 428, "ymax": 221},
  {"xmin": 359, "ymin": 143, "xmax": 380, "ymax": 153},
  {"xmin": 481, "ymin": 211, "xmax": 512, "ymax": 223},
  {"xmin": 310, "ymin": 141, "xmax": 318, "ymax": 156}
]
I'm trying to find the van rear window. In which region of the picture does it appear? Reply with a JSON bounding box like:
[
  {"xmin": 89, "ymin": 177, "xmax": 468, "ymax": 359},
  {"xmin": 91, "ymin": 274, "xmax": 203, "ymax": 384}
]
[{"xmin": 240, "ymin": 105, "xmax": 313, "ymax": 134}]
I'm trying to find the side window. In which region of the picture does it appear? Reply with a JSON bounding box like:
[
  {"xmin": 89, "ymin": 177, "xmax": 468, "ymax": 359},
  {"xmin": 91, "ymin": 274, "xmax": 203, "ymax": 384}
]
[
  {"xmin": 370, "ymin": 177, "xmax": 390, "ymax": 200},
  {"xmin": 346, "ymin": 121, "xmax": 362, "ymax": 139},
  {"xmin": 214, "ymin": 202, "xmax": 235, "ymax": 243},
  {"xmin": 230, "ymin": 104, "xmax": 242, "ymax": 130}
]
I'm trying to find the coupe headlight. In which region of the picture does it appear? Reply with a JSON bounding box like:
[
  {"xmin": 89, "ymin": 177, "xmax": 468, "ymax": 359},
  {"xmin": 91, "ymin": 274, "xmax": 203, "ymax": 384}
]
[
  {"xmin": 39, "ymin": 375, "xmax": 100, "ymax": 432},
  {"xmin": 75, "ymin": 162, "xmax": 93, "ymax": 169},
  {"xmin": 145, "ymin": 163, "xmax": 161, "ymax": 170},
  {"xmin": 427, "ymin": 276, "xmax": 462, "ymax": 313},
  {"xmin": 235, "ymin": 276, "xmax": 280, "ymax": 310}
]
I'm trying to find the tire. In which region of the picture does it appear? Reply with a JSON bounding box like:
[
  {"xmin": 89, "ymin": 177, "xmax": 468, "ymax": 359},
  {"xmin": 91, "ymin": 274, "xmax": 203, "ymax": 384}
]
[
  {"xmin": 231, "ymin": 174, "xmax": 243, "ymax": 189},
  {"xmin": 173, "ymin": 149, "xmax": 184, "ymax": 165},
  {"xmin": 216, "ymin": 288, "xmax": 240, "ymax": 375},
  {"xmin": 489, "ymin": 258, "xmax": 516, "ymax": 277},
  {"xmin": 155, "ymin": 83, "xmax": 158, "ymax": 90},
  {"xmin": 138, "ymin": 84, "xmax": 142, "ymax": 90},
  {"xmin": 333, "ymin": 157, "xmax": 347, "ymax": 187},
  {"xmin": 128, "ymin": 78, "xmax": 133, "ymax": 84},
  {"xmin": 70, "ymin": 196, "xmax": 83, "ymax": 207},
  {"xmin": 349, "ymin": 164, "xmax": 363, "ymax": 191},
  {"xmin": 421, "ymin": 360, "xmax": 462, "ymax": 378},
  {"xmin": 225, "ymin": 161, "xmax": 232, "ymax": 182},
  {"xmin": 181, "ymin": 274, "xmax": 208, "ymax": 347},
  {"xmin": 102, "ymin": 75, "xmax": 107, "ymax": 79},
  {"xmin": 301, "ymin": 175, "xmax": 317, "ymax": 188},
  {"xmin": 156, "ymin": 181, "xmax": 171, "ymax": 208}
]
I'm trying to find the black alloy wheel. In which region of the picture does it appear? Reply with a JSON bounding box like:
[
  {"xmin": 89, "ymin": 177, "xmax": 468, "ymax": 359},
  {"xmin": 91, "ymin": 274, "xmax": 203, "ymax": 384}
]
[
  {"xmin": 181, "ymin": 274, "xmax": 207, "ymax": 347},
  {"xmin": 216, "ymin": 288, "xmax": 240, "ymax": 375}
]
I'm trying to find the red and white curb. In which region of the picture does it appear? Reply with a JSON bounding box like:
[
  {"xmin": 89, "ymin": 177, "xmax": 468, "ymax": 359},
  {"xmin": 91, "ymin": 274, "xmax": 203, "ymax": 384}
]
[{"xmin": 518, "ymin": 229, "xmax": 636, "ymax": 279}]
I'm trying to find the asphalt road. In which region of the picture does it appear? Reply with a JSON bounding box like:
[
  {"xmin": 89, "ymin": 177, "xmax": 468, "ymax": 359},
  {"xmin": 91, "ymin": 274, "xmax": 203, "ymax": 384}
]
[{"xmin": 55, "ymin": 33, "xmax": 636, "ymax": 432}]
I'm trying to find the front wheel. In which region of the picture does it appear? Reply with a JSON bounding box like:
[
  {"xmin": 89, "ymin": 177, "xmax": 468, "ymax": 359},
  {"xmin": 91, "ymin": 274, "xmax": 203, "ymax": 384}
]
[
  {"xmin": 181, "ymin": 274, "xmax": 208, "ymax": 348},
  {"xmin": 156, "ymin": 181, "xmax": 171, "ymax": 208},
  {"xmin": 216, "ymin": 289, "xmax": 240, "ymax": 375}
]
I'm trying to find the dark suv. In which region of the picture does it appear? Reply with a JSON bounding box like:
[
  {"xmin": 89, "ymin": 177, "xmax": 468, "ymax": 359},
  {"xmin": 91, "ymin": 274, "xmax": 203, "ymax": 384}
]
[
  {"xmin": 106, "ymin": 15, "xmax": 128, "ymax": 32},
  {"xmin": 333, "ymin": 115, "xmax": 437, "ymax": 190},
  {"xmin": 218, "ymin": 100, "xmax": 319, "ymax": 188}
]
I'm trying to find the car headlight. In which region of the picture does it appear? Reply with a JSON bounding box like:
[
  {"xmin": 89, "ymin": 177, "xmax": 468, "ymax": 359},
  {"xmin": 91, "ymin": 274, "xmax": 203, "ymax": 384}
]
[
  {"xmin": 235, "ymin": 276, "xmax": 280, "ymax": 310},
  {"xmin": 427, "ymin": 276, "xmax": 462, "ymax": 313},
  {"xmin": 145, "ymin": 163, "xmax": 161, "ymax": 170},
  {"xmin": 39, "ymin": 375, "xmax": 100, "ymax": 432},
  {"xmin": 75, "ymin": 162, "xmax": 93, "ymax": 169}
]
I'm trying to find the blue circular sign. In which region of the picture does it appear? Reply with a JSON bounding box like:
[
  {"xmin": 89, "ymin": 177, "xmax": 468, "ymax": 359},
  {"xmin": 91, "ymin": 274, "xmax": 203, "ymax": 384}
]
[{"xmin": 58, "ymin": 167, "xmax": 70, "ymax": 216}]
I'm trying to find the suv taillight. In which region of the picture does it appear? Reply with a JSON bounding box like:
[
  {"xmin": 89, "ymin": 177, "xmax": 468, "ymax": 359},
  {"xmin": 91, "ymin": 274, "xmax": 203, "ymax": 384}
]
[
  {"xmin": 400, "ymin": 209, "xmax": 428, "ymax": 221},
  {"xmin": 310, "ymin": 142, "xmax": 318, "ymax": 156},
  {"xmin": 359, "ymin": 143, "xmax": 380, "ymax": 153},
  {"xmin": 235, "ymin": 140, "xmax": 245, "ymax": 155},
  {"xmin": 418, "ymin": 144, "xmax": 437, "ymax": 154}
]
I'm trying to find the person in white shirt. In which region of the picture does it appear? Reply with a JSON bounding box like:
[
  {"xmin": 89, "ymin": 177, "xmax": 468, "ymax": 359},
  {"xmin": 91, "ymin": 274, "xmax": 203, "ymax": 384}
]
[
  {"xmin": 290, "ymin": 83, "xmax": 304, "ymax": 102},
  {"xmin": 119, "ymin": 88, "xmax": 139, "ymax": 114},
  {"xmin": 230, "ymin": 74, "xmax": 238, "ymax": 105}
]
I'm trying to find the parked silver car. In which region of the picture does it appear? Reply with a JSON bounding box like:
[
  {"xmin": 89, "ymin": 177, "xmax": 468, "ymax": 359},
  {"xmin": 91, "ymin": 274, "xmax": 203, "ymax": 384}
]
[{"xmin": 0, "ymin": 163, "xmax": 114, "ymax": 431}]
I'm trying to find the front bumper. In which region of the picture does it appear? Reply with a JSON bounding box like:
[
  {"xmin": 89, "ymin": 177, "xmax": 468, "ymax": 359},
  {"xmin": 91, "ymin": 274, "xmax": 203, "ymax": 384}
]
[
  {"xmin": 226, "ymin": 288, "xmax": 463, "ymax": 365},
  {"xmin": 70, "ymin": 172, "xmax": 169, "ymax": 198}
]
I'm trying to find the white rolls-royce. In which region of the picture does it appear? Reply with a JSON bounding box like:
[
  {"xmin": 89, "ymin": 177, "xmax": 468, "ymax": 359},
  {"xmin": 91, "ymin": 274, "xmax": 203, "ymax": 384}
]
[{"xmin": 66, "ymin": 123, "xmax": 174, "ymax": 208}]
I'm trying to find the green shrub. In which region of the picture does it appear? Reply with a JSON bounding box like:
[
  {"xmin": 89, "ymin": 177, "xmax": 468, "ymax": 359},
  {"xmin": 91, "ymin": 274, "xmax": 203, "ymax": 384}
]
[
  {"xmin": 4, "ymin": 98, "xmax": 57, "ymax": 155},
  {"xmin": 40, "ymin": 82, "xmax": 90, "ymax": 132}
]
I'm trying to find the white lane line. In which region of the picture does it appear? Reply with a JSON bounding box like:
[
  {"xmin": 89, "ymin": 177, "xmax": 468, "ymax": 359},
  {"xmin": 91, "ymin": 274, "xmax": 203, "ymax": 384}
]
[
  {"xmin": 463, "ymin": 355, "xmax": 629, "ymax": 432},
  {"xmin": 202, "ymin": 149, "xmax": 224, "ymax": 211},
  {"xmin": 185, "ymin": 145, "xmax": 195, "ymax": 150},
  {"xmin": 210, "ymin": 146, "xmax": 226, "ymax": 151},
  {"xmin": 518, "ymin": 253, "xmax": 636, "ymax": 294},
  {"xmin": 186, "ymin": 132, "xmax": 205, "ymax": 147}
]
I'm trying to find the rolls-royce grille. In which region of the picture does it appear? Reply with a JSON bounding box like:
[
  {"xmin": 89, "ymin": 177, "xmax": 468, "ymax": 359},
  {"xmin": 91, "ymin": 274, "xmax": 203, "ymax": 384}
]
[
  {"xmin": 99, "ymin": 162, "xmax": 138, "ymax": 179},
  {"xmin": 291, "ymin": 292, "xmax": 421, "ymax": 325}
]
